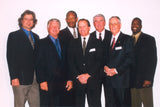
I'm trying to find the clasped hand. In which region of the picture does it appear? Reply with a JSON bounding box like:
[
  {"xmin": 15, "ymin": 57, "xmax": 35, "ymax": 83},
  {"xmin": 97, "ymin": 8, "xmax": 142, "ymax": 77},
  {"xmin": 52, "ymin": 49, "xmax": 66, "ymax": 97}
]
[{"xmin": 104, "ymin": 66, "xmax": 117, "ymax": 77}]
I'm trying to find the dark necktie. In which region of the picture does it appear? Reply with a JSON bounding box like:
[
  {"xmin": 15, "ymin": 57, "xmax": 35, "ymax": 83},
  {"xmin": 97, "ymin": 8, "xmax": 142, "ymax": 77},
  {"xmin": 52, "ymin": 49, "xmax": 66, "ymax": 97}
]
[
  {"xmin": 99, "ymin": 33, "xmax": 102, "ymax": 41},
  {"xmin": 28, "ymin": 32, "xmax": 34, "ymax": 49},
  {"xmin": 82, "ymin": 37, "xmax": 86, "ymax": 56},
  {"xmin": 55, "ymin": 39, "xmax": 61, "ymax": 59},
  {"xmin": 111, "ymin": 37, "xmax": 115, "ymax": 50}
]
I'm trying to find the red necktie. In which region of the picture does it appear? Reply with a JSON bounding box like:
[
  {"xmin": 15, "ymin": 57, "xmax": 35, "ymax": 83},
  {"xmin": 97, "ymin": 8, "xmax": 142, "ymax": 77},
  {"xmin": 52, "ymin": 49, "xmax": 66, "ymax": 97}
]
[{"xmin": 111, "ymin": 37, "xmax": 115, "ymax": 50}]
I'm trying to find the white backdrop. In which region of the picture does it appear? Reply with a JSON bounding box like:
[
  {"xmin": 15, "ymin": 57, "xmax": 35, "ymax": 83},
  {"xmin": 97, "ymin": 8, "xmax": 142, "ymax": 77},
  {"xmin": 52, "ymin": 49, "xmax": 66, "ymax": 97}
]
[{"xmin": 0, "ymin": 0, "xmax": 160, "ymax": 107}]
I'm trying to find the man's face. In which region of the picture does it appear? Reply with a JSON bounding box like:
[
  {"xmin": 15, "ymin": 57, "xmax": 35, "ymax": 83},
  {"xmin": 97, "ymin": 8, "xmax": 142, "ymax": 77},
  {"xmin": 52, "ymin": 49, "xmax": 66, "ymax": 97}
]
[
  {"xmin": 109, "ymin": 18, "xmax": 121, "ymax": 36},
  {"xmin": 78, "ymin": 20, "xmax": 90, "ymax": 37},
  {"xmin": 66, "ymin": 12, "xmax": 78, "ymax": 28},
  {"xmin": 131, "ymin": 19, "xmax": 142, "ymax": 35},
  {"xmin": 21, "ymin": 14, "xmax": 34, "ymax": 31},
  {"xmin": 93, "ymin": 16, "xmax": 106, "ymax": 32},
  {"xmin": 47, "ymin": 21, "xmax": 60, "ymax": 38}
]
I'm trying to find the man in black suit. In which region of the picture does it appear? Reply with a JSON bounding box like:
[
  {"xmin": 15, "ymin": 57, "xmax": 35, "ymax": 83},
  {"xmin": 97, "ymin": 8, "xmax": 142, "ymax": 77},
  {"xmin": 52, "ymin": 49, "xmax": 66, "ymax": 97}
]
[
  {"xmin": 7, "ymin": 10, "xmax": 40, "ymax": 107},
  {"xmin": 90, "ymin": 14, "xmax": 111, "ymax": 107},
  {"xmin": 103, "ymin": 16, "xmax": 134, "ymax": 107},
  {"xmin": 59, "ymin": 10, "xmax": 79, "ymax": 46},
  {"xmin": 36, "ymin": 18, "xmax": 72, "ymax": 107},
  {"xmin": 58, "ymin": 10, "xmax": 79, "ymax": 106},
  {"xmin": 130, "ymin": 17, "xmax": 157, "ymax": 107},
  {"xmin": 68, "ymin": 19, "xmax": 103, "ymax": 107}
]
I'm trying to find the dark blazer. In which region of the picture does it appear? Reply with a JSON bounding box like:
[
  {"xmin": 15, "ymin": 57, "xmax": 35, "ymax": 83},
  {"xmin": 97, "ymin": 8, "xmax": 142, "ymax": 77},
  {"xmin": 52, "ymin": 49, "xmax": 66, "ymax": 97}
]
[
  {"xmin": 90, "ymin": 29, "xmax": 111, "ymax": 42},
  {"xmin": 130, "ymin": 32, "xmax": 157, "ymax": 88},
  {"xmin": 104, "ymin": 32, "xmax": 134, "ymax": 88},
  {"xmin": 7, "ymin": 29, "xmax": 39, "ymax": 85},
  {"xmin": 36, "ymin": 36, "xmax": 68, "ymax": 84},
  {"xmin": 59, "ymin": 27, "xmax": 80, "ymax": 47},
  {"xmin": 90, "ymin": 29, "xmax": 112, "ymax": 78},
  {"xmin": 68, "ymin": 35, "xmax": 103, "ymax": 80}
]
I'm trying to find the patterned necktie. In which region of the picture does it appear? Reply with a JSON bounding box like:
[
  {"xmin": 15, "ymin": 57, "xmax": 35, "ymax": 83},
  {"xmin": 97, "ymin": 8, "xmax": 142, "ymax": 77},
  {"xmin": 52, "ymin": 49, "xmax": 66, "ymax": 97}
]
[
  {"xmin": 55, "ymin": 39, "xmax": 61, "ymax": 59},
  {"xmin": 28, "ymin": 32, "xmax": 34, "ymax": 49},
  {"xmin": 82, "ymin": 37, "xmax": 86, "ymax": 56},
  {"xmin": 111, "ymin": 37, "xmax": 115, "ymax": 50},
  {"xmin": 99, "ymin": 33, "xmax": 102, "ymax": 41},
  {"xmin": 73, "ymin": 28, "xmax": 77, "ymax": 39}
]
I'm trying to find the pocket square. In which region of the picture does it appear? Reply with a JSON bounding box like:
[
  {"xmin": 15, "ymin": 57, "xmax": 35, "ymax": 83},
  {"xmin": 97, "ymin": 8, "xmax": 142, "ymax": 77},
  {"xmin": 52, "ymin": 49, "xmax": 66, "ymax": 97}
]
[
  {"xmin": 89, "ymin": 48, "xmax": 96, "ymax": 52},
  {"xmin": 115, "ymin": 46, "xmax": 122, "ymax": 50}
]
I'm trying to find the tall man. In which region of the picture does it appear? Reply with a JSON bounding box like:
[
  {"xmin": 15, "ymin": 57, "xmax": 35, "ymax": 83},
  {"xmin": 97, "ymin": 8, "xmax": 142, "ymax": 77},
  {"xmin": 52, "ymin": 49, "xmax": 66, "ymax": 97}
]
[
  {"xmin": 91, "ymin": 14, "xmax": 111, "ymax": 106},
  {"xmin": 58, "ymin": 10, "xmax": 79, "ymax": 107},
  {"xmin": 130, "ymin": 17, "xmax": 157, "ymax": 107},
  {"xmin": 59, "ymin": 10, "xmax": 79, "ymax": 46},
  {"xmin": 103, "ymin": 16, "xmax": 134, "ymax": 107},
  {"xmin": 36, "ymin": 18, "xmax": 72, "ymax": 107},
  {"xmin": 68, "ymin": 19, "xmax": 103, "ymax": 107},
  {"xmin": 7, "ymin": 10, "xmax": 40, "ymax": 107}
]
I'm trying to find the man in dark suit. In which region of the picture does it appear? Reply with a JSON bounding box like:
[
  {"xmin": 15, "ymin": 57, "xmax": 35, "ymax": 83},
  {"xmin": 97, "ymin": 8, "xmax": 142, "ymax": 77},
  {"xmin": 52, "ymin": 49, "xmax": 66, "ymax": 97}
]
[
  {"xmin": 59, "ymin": 10, "xmax": 79, "ymax": 46},
  {"xmin": 130, "ymin": 17, "xmax": 157, "ymax": 107},
  {"xmin": 58, "ymin": 11, "xmax": 79, "ymax": 106},
  {"xmin": 90, "ymin": 14, "xmax": 111, "ymax": 107},
  {"xmin": 7, "ymin": 10, "xmax": 40, "ymax": 107},
  {"xmin": 36, "ymin": 18, "xmax": 72, "ymax": 107},
  {"xmin": 68, "ymin": 19, "xmax": 103, "ymax": 107},
  {"xmin": 103, "ymin": 16, "xmax": 134, "ymax": 107}
]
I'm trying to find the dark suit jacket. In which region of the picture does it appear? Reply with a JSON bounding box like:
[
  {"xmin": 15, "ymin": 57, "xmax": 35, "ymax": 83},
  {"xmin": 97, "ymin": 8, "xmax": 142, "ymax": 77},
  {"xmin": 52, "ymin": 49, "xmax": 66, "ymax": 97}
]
[
  {"xmin": 59, "ymin": 27, "xmax": 80, "ymax": 47},
  {"xmin": 36, "ymin": 35, "xmax": 69, "ymax": 87},
  {"xmin": 90, "ymin": 29, "xmax": 112, "ymax": 78},
  {"xmin": 90, "ymin": 29, "xmax": 111, "ymax": 43},
  {"xmin": 68, "ymin": 35, "xmax": 103, "ymax": 83},
  {"xmin": 130, "ymin": 32, "xmax": 157, "ymax": 88},
  {"xmin": 7, "ymin": 29, "xmax": 39, "ymax": 85},
  {"xmin": 104, "ymin": 32, "xmax": 134, "ymax": 88}
]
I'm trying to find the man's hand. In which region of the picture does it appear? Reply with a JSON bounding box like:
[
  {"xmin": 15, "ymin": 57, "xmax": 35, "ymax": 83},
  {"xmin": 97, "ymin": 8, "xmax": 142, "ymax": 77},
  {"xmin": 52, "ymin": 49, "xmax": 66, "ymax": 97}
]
[
  {"xmin": 143, "ymin": 80, "xmax": 151, "ymax": 87},
  {"xmin": 11, "ymin": 78, "xmax": 20, "ymax": 87},
  {"xmin": 40, "ymin": 81, "xmax": 48, "ymax": 91},
  {"xmin": 104, "ymin": 66, "xmax": 117, "ymax": 77},
  {"xmin": 77, "ymin": 73, "xmax": 91, "ymax": 84},
  {"xmin": 66, "ymin": 81, "xmax": 73, "ymax": 91}
]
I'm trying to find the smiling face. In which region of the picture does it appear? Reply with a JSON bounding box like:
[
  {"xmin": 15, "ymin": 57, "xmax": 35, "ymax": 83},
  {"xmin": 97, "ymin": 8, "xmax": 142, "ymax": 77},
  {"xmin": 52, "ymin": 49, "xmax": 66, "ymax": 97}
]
[
  {"xmin": 66, "ymin": 12, "xmax": 78, "ymax": 28},
  {"xmin": 78, "ymin": 20, "xmax": 90, "ymax": 37},
  {"xmin": 109, "ymin": 17, "xmax": 121, "ymax": 36},
  {"xmin": 93, "ymin": 16, "xmax": 106, "ymax": 32},
  {"xmin": 47, "ymin": 20, "xmax": 60, "ymax": 38},
  {"xmin": 131, "ymin": 18, "xmax": 142, "ymax": 35},
  {"xmin": 21, "ymin": 14, "xmax": 34, "ymax": 31}
]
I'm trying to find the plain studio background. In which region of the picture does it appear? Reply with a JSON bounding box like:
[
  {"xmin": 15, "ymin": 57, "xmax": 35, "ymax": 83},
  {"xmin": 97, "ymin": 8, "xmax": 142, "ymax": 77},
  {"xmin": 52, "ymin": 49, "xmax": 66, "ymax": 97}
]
[{"xmin": 0, "ymin": 0, "xmax": 160, "ymax": 107}]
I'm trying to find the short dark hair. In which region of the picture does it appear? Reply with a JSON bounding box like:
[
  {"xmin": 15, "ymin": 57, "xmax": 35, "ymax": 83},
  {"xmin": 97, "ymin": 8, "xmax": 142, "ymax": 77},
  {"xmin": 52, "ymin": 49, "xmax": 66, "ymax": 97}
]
[
  {"xmin": 66, "ymin": 10, "xmax": 77, "ymax": 18},
  {"xmin": 78, "ymin": 19, "xmax": 91, "ymax": 27},
  {"xmin": 132, "ymin": 17, "xmax": 142, "ymax": 25},
  {"xmin": 18, "ymin": 10, "xmax": 37, "ymax": 29}
]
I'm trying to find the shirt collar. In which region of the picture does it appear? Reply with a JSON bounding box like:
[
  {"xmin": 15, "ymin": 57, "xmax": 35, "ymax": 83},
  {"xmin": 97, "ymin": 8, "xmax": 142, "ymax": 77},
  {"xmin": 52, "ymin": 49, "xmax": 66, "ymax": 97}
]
[
  {"xmin": 81, "ymin": 34, "xmax": 90, "ymax": 45},
  {"xmin": 96, "ymin": 29, "xmax": 105, "ymax": 40},
  {"xmin": 49, "ymin": 35, "xmax": 59, "ymax": 44}
]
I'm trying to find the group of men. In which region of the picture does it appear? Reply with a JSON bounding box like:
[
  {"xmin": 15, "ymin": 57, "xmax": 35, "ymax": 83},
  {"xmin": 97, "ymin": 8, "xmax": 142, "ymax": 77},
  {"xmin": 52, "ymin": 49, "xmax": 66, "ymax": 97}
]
[{"xmin": 7, "ymin": 10, "xmax": 157, "ymax": 107}]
